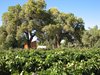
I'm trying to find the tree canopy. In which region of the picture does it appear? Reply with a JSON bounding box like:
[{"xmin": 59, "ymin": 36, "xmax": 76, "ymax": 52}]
[
  {"xmin": 82, "ymin": 26, "xmax": 100, "ymax": 47},
  {"xmin": 0, "ymin": 0, "xmax": 99, "ymax": 49}
]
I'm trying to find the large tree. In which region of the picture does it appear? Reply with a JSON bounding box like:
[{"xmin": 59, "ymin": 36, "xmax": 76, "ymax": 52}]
[
  {"xmin": 82, "ymin": 26, "xmax": 100, "ymax": 47},
  {"xmin": 0, "ymin": 0, "xmax": 85, "ymax": 49},
  {"xmin": 42, "ymin": 8, "xmax": 84, "ymax": 48},
  {"xmin": 1, "ymin": 0, "xmax": 47, "ymax": 48}
]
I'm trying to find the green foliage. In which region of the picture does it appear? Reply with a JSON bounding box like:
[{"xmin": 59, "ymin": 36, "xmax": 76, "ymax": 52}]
[
  {"xmin": 82, "ymin": 26, "xmax": 100, "ymax": 47},
  {"xmin": 42, "ymin": 8, "xmax": 84, "ymax": 48},
  {"xmin": 0, "ymin": 48, "xmax": 100, "ymax": 75},
  {"xmin": 0, "ymin": 0, "xmax": 47, "ymax": 48},
  {"xmin": 42, "ymin": 24, "xmax": 62, "ymax": 37},
  {"xmin": 0, "ymin": 0, "xmax": 85, "ymax": 49},
  {"xmin": 1, "ymin": 0, "xmax": 99, "ymax": 49},
  {"xmin": 0, "ymin": 26, "xmax": 7, "ymax": 43}
]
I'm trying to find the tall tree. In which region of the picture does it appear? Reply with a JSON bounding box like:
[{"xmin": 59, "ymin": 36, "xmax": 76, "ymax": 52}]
[
  {"xmin": 82, "ymin": 26, "xmax": 100, "ymax": 47},
  {"xmin": 1, "ymin": 0, "xmax": 47, "ymax": 48},
  {"xmin": 0, "ymin": 0, "xmax": 85, "ymax": 49},
  {"xmin": 42, "ymin": 8, "xmax": 84, "ymax": 48}
]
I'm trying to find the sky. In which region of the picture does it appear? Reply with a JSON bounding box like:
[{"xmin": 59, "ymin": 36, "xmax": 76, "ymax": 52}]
[{"xmin": 0, "ymin": 0, "xmax": 100, "ymax": 29}]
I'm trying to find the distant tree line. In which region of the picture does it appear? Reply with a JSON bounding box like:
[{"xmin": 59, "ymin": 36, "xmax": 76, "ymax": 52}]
[{"xmin": 0, "ymin": 0, "xmax": 99, "ymax": 49}]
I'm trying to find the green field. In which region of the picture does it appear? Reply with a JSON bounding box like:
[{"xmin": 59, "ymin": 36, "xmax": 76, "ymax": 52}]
[{"xmin": 0, "ymin": 48, "xmax": 100, "ymax": 75}]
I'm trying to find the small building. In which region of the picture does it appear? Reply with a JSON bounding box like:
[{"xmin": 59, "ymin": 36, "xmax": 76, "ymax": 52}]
[
  {"xmin": 24, "ymin": 42, "xmax": 29, "ymax": 49},
  {"xmin": 24, "ymin": 36, "xmax": 39, "ymax": 49},
  {"xmin": 30, "ymin": 36, "xmax": 38, "ymax": 49}
]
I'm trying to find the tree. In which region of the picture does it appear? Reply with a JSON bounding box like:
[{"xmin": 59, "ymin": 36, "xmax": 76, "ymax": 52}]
[
  {"xmin": 0, "ymin": 26, "xmax": 7, "ymax": 46},
  {"xmin": 16, "ymin": 0, "xmax": 47, "ymax": 48},
  {"xmin": 1, "ymin": 0, "xmax": 46, "ymax": 48},
  {"xmin": 42, "ymin": 8, "xmax": 84, "ymax": 48},
  {"xmin": 42, "ymin": 24, "xmax": 62, "ymax": 48},
  {"xmin": 82, "ymin": 26, "xmax": 100, "ymax": 47},
  {"xmin": 0, "ymin": 0, "xmax": 85, "ymax": 49},
  {"xmin": 2, "ymin": 4, "xmax": 21, "ymax": 48}
]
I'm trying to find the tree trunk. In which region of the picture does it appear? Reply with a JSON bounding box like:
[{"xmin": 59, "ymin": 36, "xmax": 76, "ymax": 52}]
[
  {"xmin": 24, "ymin": 32, "xmax": 35, "ymax": 49},
  {"xmin": 55, "ymin": 34, "xmax": 61, "ymax": 48}
]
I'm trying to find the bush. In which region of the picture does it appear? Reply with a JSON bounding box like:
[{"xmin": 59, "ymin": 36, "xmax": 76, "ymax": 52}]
[{"xmin": 0, "ymin": 48, "xmax": 100, "ymax": 75}]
